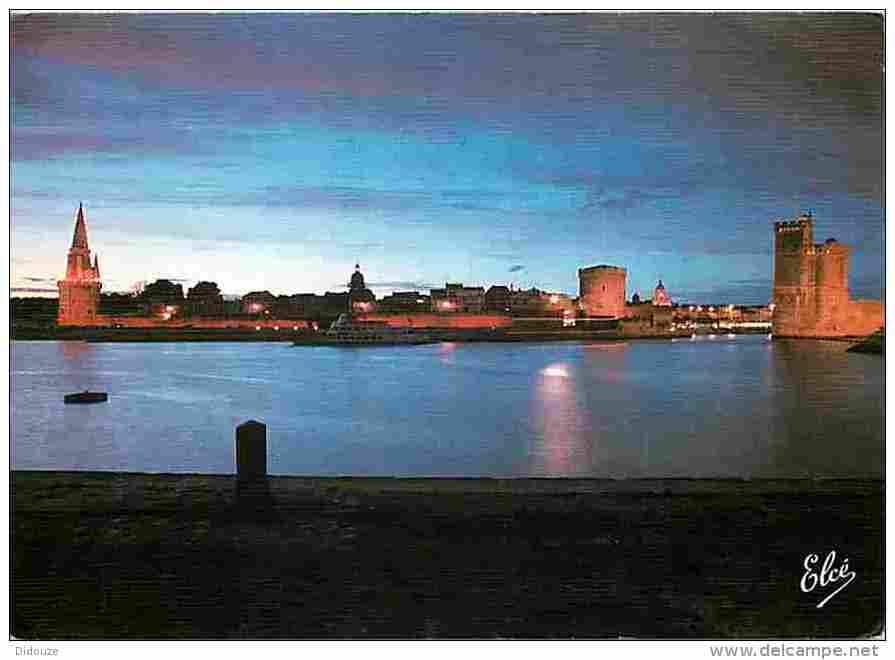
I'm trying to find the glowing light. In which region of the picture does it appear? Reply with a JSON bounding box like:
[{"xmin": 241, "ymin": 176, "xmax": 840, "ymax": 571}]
[
  {"xmin": 689, "ymin": 306, "xmax": 695, "ymax": 311},
  {"xmin": 273, "ymin": 325, "xmax": 279, "ymax": 331},
  {"xmin": 255, "ymin": 325, "xmax": 261, "ymax": 331},
  {"xmin": 709, "ymin": 306, "xmax": 715, "ymax": 312},
  {"xmin": 165, "ymin": 305, "xmax": 175, "ymax": 313},
  {"xmin": 696, "ymin": 306, "xmax": 703, "ymax": 312},
  {"xmin": 541, "ymin": 365, "xmax": 570, "ymax": 378},
  {"xmin": 160, "ymin": 312, "xmax": 171, "ymax": 321},
  {"xmin": 549, "ymin": 295, "xmax": 559, "ymax": 304},
  {"xmin": 293, "ymin": 325, "xmax": 299, "ymax": 331},
  {"xmin": 769, "ymin": 304, "xmax": 776, "ymax": 312}
]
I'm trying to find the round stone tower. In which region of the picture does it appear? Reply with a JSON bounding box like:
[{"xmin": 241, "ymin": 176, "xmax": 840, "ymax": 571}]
[
  {"xmin": 578, "ymin": 265, "xmax": 626, "ymax": 318},
  {"xmin": 814, "ymin": 239, "xmax": 850, "ymax": 334}
]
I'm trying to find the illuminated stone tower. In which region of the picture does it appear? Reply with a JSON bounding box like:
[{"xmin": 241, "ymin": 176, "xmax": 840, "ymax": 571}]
[
  {"xmin": 772, "ymin": 212, "xmax": 855, "ymax": 337},
  {"xmin": 578, "ymin": 265, "xmax": 626, "ymax": 318},
  {"xmin": 772, "ymin": 213, "xmax": 816, "ymax": 336},
  {"xmin": 57, "ymin": 203, "xmax": 102, "ymax": 325}
]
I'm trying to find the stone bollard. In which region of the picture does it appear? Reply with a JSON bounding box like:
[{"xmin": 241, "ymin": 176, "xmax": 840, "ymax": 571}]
[{"xmin": 235, "ymin": 419, "xmax": 267, "ymax": 482}]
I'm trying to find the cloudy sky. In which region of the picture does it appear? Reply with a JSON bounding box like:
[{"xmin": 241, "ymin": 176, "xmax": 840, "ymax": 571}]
[{"xmin": 11, "ymin": 12, "xmax": 884, "ymax": 302}]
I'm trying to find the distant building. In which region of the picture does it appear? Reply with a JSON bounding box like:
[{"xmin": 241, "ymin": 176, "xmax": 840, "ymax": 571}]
[
  {"xmin": 578, "ymin": 265, "xmax": 626, "ymax": 318},
  {"xmin": 99, "ymin": 292, "xmax": 142, "ymax": 316},
  {"xmin": 670, "ymin": 303, "xmax": 774, "ymax": 330},
  {"xmin": 242, "ymin": 291, "xmax": 276, "ymax": 315},
  {"xmin": 270, "ymin": 294, "xmax": 302, "ymax": 319},
  {"xmin": 347, "ymin": 264, "xmax": 376, "ymax": 312},
  {"xmin": 222, "ymin": 298, "xmax": 242, "ymax": 316},
  {"xmin": 12, "ymin": 297, "xmax": 59, "ymax": 329},
  {"xmin": 430, "ymin": 283, "xmax": 485, "ymax": 313},
  {"xmin": 288, "ymin": 293, "xmax": 327, "ymax": 317},
  {"xmin": 379, "ymin": 291, "xmax": 430, "ymax": 313},
  {"xmin": 323, "ymin": 291, "xmax": 350, "ymax": 315},
  {"xmin": 186, "ymin": 281, "xmax": 224, "ymax": 317},
  {"xmin": 652, "ymin": 280, "xmax": 672, "ymax": 306},
  {"xmin": 57, "ymin": 203, "xmax": 102, "ymax": 325},
  {"xmin": 509, "ymin": 287, "xmax": 574, "ymax": 317},
  {"xmin": 484, "ymin": 285, "xmax": 511, "ymax": 313},
  {"xmin": 140, "ymin": 279, "xmax": 185, "ymax": 319}
]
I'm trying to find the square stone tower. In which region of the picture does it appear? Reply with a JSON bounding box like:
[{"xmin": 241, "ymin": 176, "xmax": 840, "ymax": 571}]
[
  {"xmin": 772, "ymin": 212, "xmax": 869, "ymax": 337},
  {"xmin": 772, "ymin": 213, "xmax": 817, "ymax": 336}
]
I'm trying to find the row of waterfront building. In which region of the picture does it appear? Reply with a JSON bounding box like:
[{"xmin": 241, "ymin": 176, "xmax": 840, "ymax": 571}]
[
  {"xmin": 55, "ymin": 204, "xmax": 684, "ymax": 325},
  {"xmin": 53, "ymin": 205, "xmax": 882, "ymax": 337}
]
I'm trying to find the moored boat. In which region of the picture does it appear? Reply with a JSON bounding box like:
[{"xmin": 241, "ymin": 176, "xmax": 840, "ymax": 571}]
[
  {"xmin": 297, "ymin": 314, "xmax": 436, "ymax": 346},
  {"xmin": 64, "ymin": 391, "xmax": 108, "ymax": 404}
]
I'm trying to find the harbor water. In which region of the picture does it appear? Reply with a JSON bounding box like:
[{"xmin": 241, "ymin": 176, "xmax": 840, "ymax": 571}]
[{"xmin": 10, "ymin": 336, "xmax": 884, "ymax": 478}]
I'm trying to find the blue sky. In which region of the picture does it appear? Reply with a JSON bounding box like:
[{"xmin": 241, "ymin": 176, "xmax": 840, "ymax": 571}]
[{"xmin": 11, "ymin": 13, "xmax": 884, "ymax": 303}]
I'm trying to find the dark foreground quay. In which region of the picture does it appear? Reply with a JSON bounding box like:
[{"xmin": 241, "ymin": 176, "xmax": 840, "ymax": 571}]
[{"xmin": 12, "ymin": 472, "xmax": 882, "ymax": 639}]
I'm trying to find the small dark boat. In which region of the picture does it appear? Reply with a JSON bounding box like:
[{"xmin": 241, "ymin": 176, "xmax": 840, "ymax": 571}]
[{"xmin": 64, "ymin": 391, "xmax": 108, "ymax": 404}]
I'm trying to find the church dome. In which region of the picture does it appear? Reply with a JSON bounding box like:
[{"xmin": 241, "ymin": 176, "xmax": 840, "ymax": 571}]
[
  {"xmin": 349, "ymin": 264, "xmax": 366, "ymax": 291},
  {"xmin": 653, "ymin": 279, "xmax": 672, "ymax": 306}
]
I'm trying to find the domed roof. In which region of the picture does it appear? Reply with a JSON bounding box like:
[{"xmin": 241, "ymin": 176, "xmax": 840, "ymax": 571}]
[
  {"xmin": 653, "ymin": 280, "xmax": 672, "ymax": 306},
  {"xmin": 349, "ymin": 264, "xmax": 366, "ymax": 291}
]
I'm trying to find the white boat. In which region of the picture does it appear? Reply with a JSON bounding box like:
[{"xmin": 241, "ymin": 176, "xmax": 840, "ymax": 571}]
[{"xmin": 314, "ymin": 314, "xmax": 436, "ymax": 346}]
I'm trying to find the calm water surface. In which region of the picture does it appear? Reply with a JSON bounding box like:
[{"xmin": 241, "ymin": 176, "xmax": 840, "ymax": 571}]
[{"xmin": 11, "ymin": 336, "xmax": 884, "ymax": 478}]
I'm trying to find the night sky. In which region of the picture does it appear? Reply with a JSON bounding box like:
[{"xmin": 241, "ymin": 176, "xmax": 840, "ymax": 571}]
[{"xmin": 11, "ymin": 13, "xmax": 884, "ymax": 303}]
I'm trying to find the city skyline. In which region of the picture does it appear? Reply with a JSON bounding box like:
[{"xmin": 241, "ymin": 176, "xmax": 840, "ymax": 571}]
[{"xmin": 11, "ymin": 13, "xmax": 884, "ymax": 304}]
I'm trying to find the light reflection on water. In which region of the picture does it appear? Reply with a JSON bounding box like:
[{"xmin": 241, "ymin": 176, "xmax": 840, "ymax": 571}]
[
  {"xmin": 10, "ymin": 337, "xmax": 884, "ymax": 478},
  {"xmin": 531, "ymin": 362, "xmax": 590, "ymax": 475}
]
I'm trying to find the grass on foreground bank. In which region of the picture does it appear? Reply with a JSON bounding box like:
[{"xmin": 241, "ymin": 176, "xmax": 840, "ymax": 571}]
[
  {"xmin": 847, "ymin": 329, "xmax": 884, "ymax": 354},
  {"xmin": 11, "ymin": 471, "xmax": 882, "ymax": 640}
]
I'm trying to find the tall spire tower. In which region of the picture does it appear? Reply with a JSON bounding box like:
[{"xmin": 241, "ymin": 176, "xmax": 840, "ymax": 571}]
[{"xmin": 57, "ymin": 203, "xmax": 102, "ymax": 325}]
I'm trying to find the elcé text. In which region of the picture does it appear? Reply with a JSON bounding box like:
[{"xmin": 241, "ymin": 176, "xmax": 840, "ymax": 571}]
[{"xmin": 800, "ymin": 550, "xmax": 856, "ymax": 608}]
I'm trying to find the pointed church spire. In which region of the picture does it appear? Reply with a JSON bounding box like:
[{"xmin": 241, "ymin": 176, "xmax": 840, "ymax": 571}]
[
  {"xmin": 71, "ymin": 203, "xmax": 89, "ymax": 250},
  {"xmin": 93, "ymin": 253, "xmax": 100, "ymax": 280}
]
